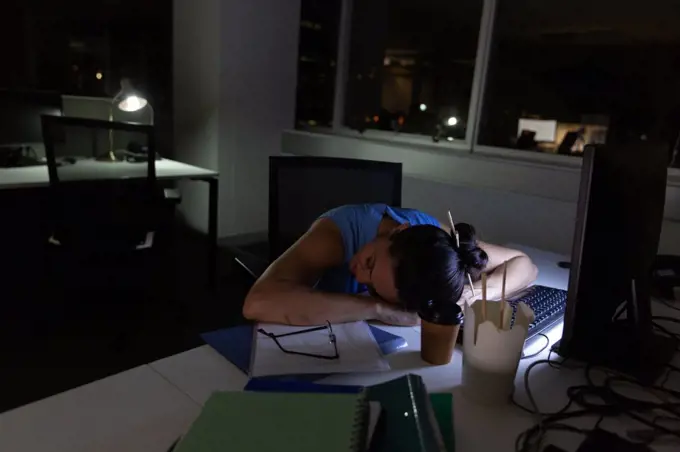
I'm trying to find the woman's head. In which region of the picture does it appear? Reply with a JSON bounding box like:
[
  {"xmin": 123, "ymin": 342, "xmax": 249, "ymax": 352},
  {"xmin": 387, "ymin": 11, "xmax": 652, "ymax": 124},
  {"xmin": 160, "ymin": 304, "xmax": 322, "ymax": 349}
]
[{"xmin": 350, "ymin": 223, "xmax": 488, "ymax": 311}]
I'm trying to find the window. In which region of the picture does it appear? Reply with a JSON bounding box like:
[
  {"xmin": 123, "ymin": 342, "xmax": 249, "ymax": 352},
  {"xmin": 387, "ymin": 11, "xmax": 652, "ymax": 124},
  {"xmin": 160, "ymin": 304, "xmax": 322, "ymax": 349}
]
[
  {"xmin": 343, "ymin": 0, "xmax": 484, "ymax": 140},
  {"xmin": 0, "ymin": 1, "xmax": 171, "ymax": 101},
  {"xmin": 296, "ymin": 0, "xmax": 342, "ymax": 128},
  {"xmin": 478, "ymin": 0, "xmax": 680, "ymax": 167},
  {"xmin": 294, "ymin": 0, "xmax": 680, "ymax": 170}
]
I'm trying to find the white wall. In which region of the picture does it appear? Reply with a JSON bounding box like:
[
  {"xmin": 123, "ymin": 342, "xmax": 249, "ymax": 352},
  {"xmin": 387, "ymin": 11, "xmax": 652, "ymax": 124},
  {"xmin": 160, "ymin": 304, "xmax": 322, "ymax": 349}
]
[
  {"xmin": 173, "ymin": 0, "xmax": 300, "ymax": 237},
  {"xmin": 283, "ymin": 130, "xmax": 680, "ymax": 256},
  {"xmin": 217, "ymin": 0, "xmax": 300, "ymax": 236},
  {"xmin": 173, "ymin": 0, "xmax": 221, "ymax": 233}
]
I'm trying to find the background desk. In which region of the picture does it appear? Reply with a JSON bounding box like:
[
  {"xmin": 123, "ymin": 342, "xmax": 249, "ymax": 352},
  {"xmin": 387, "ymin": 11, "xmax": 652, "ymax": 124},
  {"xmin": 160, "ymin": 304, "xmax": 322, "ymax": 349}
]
[{"xmin": 0, "ymin": 159, "xmax": 219, "ymax": 286}]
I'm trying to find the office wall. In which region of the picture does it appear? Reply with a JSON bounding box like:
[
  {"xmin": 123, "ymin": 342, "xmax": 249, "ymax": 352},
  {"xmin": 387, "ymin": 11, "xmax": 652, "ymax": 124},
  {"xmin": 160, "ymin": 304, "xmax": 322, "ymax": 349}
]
[
  {"xmin": 217, "ymin": 0, "xmax": 300, "ymax": 237},
  {"xmin": 173, "ymin": 0, "xmax": 300, "ymax": 237},
  {"xmin": 173, "ymin": 0, "xmax": 220, "ymax": 233},
  {"xmin": 283, "ymin": 130, "xmax": 680, "ymax": 256}
]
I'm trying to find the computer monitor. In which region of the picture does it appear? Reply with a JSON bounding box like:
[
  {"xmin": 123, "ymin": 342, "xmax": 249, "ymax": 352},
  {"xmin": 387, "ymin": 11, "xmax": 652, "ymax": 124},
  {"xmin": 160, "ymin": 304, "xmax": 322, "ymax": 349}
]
[
  {"xmin": 555, "ymin": 141, "xmax": 676, "ymax": 383},
  {"xmin": 0, "ymin": 90, "xmax": 62, "ymax": 146},
  {"xmin": 517, "ymin": 119, "xmax": 557, "ymax": 142},
  {"xmin": 269, "ymin": 156, "xmax": 402, "ymax": 261}
]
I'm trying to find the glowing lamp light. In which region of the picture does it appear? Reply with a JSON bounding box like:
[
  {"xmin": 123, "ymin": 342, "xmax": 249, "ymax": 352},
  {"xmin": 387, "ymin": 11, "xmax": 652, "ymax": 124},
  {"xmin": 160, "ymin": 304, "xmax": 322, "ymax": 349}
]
[
  {"xmin": 446, "ymin": 116, "xmax": 458, "ymax": 127},
  {"xmin": 419, "ymin": 103, "xmax": 427, "ymax": 112},
  {"xmin": 95, "ymin": 72, "xmax": 103, "ymax": 80},
  {"xmin": 117, "ymin": 95, "xmax": 148, "ymax": 112},
  {"xmin": 112, "ymin": 79, "xmax": 153, "ymax": 123}
]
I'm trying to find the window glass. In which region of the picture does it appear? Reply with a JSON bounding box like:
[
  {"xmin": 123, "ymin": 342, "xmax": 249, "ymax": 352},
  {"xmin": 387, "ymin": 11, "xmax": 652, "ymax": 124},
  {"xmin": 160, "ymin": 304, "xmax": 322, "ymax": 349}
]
[
  {"xmin": 296, "ymin": 0, "xmax": 342, "ymax": 129},
  {"xmin": 344, "ymin": 0, "xmax": 484, "ymax": 141},
  {"xmin": 479, "ymin": 0, "xmax": 680, "ymax": 167}
]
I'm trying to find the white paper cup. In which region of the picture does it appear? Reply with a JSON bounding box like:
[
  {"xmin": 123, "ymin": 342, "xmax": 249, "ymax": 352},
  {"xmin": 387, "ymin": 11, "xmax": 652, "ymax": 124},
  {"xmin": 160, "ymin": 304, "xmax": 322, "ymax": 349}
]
[{"xmin": 461, "ymin": 301, "xmax": 533, "ymax": 405}]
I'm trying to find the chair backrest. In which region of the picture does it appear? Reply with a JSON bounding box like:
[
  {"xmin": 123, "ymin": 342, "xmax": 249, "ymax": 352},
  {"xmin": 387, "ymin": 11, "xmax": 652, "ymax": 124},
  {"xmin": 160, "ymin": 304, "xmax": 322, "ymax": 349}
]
[
  {"xmin": 40, "ymin": 115, "xmax": 159, "ymax": 248},
  {"xmin": 269, "ymin": 156, "xmax": 402, "ymax": 261}
]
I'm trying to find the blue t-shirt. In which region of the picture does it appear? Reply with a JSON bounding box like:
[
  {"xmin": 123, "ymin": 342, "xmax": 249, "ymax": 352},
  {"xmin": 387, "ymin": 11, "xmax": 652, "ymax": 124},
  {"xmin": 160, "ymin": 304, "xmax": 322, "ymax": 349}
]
[{"xmin": 316, "ymin": 204, "xmax": 440, "ymax": 295}]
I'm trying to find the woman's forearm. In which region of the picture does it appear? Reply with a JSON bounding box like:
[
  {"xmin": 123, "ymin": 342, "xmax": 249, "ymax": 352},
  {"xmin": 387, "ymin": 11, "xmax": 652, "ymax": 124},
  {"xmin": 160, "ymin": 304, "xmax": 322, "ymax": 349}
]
[
  {"xmin": 243, "ymin": 281, "xmax": 378, "ymax": 326},
  {"xmin": 463, "ymin": 255, "xmax": 538, "ymax": 304}
]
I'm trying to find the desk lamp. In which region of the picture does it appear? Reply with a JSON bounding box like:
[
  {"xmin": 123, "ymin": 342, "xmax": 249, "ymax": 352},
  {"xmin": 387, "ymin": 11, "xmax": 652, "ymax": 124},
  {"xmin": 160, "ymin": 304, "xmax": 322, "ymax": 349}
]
[{"xmin": 105, "ymin": 79, "xmax": 154, "ymax": 161}]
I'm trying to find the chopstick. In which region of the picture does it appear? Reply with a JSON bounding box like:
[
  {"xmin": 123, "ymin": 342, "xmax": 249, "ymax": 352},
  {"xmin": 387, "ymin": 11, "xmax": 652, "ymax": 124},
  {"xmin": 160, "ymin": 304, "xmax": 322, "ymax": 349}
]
[
  {"xmin": 447, "ymin": 210, "xmax": 476, "ymax": 299},
  {"xmin": 447, "ymin": 210, "xmax": 460, "ymax": 247},
  {"xmin": 500, "ymin": 261, "xmax": 507, "ymax": 329},
  {"xmin": 481, "ymin": 272, "xmax": 487, "ymax": 322},
  {"xmin": 467, "ymin": 273, "xmax": 476, "ymax": 299}
]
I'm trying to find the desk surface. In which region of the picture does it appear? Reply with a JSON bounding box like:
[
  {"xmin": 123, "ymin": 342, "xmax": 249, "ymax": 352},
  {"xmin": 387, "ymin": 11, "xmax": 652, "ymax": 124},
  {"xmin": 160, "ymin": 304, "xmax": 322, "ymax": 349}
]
[
  {"xmin": 0, "ymin": 366, "xmax": 200, "ymax": 452},
  {"xmin": 0, "ymin": 158, "xmax": 217, "ymax": 189},
  {"xmin": 149, "ymin": 245, "xmax": 679, "ymax": 452},
  {"xmin": 3, "ymin": 246, "xmax": 678, "ymax": 452}
]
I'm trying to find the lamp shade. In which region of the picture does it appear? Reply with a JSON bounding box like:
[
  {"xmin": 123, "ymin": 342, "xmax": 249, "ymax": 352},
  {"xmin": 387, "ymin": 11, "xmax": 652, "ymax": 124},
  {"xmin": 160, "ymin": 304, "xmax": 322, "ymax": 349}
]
[
  {"xmin": 111, "ymin": 78, "xmax": 153, "ymax": 124},
  {"xmin": 117, "ymin": 95, "xmax": 148, "ymax": 112}
]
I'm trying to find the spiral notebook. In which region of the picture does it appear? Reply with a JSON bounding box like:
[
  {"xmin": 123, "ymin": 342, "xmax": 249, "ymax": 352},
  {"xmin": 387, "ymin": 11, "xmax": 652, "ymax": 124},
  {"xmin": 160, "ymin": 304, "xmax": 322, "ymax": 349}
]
[{"xmin": 173, "ymin": 391, "xmax": 369, "ymax": 452}]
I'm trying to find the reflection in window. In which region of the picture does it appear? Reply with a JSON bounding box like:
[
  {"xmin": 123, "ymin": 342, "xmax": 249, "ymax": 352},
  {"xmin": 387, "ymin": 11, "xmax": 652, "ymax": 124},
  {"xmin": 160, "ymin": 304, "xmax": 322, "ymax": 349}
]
[
  {"xmin": 479, "ymin": 0, "xmax": 680, "ymax": 167},
  {"xmin": 344, "ymin": 0, "xmax": 483, "ymax": 140},
  {"xmin": 296, "ymin": 0, "xmax": 342, "ymax": 129}
]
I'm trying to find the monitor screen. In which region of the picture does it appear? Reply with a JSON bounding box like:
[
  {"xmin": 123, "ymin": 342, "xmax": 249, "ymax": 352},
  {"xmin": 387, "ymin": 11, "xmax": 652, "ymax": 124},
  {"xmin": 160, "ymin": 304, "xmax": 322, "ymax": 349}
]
[{"xmin": 517, "ymin": 119, "xmax": 557, "ymax": 142}]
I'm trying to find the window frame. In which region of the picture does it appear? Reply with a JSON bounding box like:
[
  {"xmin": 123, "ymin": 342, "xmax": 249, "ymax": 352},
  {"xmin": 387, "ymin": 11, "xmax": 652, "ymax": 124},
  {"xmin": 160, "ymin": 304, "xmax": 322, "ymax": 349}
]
[{"xmin": 317, "ymin": 0, "xmax": 680, "ymax": 178}]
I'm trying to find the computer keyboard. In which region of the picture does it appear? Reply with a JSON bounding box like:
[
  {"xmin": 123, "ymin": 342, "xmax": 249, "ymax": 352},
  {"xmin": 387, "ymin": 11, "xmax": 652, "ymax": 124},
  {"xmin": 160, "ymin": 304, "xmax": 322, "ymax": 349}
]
[
  {"xmin": 457, "ymin": 285, "xmax": 567, "ymax": 343},
  {"xmin": 509, "ymin": 285, "xmax": 567, "ymax": 340}
]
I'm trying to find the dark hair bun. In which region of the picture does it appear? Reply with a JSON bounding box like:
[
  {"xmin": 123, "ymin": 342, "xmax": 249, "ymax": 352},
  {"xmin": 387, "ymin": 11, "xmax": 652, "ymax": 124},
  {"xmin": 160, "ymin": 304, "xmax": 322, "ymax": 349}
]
[
  {"xmin": 453, "ymin": 223, "xmax": 488, "ymax": 281},
  {"xmin": 389, "ymin": 223, "xmax": 488, "ymax": 312}
]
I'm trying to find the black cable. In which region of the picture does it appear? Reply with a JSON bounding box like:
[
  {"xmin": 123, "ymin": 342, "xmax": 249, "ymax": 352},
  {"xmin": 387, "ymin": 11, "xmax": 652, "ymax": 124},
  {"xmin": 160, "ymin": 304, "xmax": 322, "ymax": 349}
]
[
  {"xmin": 516, "ymin": 354, "xmax": 680, "ymax": 451},
  {"xmin": 659, "ymin": 298, "xmax": 680, "ymax": 312},
  {"xmin": 653, "ymin": 315, "xmax": 680, "ymax": 324},
  {"xmin": 652, "ymin": 321, "xmax": 680, "ymax": 342},
  {"xmin": 521, "ymin": 333, "xmax": 550, "ymax": 360}
]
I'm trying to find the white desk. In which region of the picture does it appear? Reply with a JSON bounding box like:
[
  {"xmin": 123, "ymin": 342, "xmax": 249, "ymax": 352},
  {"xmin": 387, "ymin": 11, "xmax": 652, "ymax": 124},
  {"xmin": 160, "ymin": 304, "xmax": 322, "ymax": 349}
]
[
  {"xmin": 149, "ymin": 246, "xmax": 679, "ymax": 451},
  {"xmin": 3, "ymin": 246, "xmax": 678, "ymax": 451},
  {"xmin": 0, "ymin": 366, "xmax": 201, "ymax": 452},
  {"xmin": 0, "ymin": 158, "xmax": 219, "ymax": 286},
  {"xmin": 0, "ymin": 159, "xmax": 217, "ymax": 189}
]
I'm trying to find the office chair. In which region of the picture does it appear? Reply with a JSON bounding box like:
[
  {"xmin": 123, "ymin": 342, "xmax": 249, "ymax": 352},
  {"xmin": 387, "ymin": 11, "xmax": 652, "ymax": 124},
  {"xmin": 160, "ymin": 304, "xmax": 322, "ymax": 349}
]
[
  {"xmin": 234, "ymin": 156, "xmax": 402, "ymax": 279},
  {"xmin": 41, "ymin": 115, "xmax": 163, "ymax": 253},
  {"xmin": 39, "ymin": 115, "xmax": 180, "ymax": 341}
]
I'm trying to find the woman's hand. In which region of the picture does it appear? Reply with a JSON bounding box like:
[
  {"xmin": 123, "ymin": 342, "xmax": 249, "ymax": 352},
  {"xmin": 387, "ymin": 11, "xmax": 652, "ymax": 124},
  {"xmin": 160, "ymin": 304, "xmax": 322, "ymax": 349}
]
[{"xmin": 375, "ymin": 303, "xmax": 420, "ymax": 326}]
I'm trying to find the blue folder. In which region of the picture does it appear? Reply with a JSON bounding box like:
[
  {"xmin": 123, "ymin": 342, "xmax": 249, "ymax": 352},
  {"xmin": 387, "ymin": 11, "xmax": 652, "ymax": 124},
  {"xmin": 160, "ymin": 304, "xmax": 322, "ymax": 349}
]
[
  {"xmin": 244, "ymin": 378, "xmax": 363, "ymax": 393},
  {"xmin": 200, "ymin": 324, "xmax": 407, "ymax": 376}
]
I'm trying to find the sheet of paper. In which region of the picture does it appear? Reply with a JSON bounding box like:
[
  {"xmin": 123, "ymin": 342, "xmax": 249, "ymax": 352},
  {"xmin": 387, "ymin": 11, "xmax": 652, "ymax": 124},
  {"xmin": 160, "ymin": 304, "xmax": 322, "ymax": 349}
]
[{"xmin": 251, "ymin": 321, "xmax": 391, "ymax": 377}]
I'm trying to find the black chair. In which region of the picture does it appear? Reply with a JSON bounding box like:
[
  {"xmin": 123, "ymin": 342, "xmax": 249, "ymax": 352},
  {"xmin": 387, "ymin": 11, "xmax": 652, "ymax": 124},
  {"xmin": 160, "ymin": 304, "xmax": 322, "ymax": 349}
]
[
  {"xmin": 235, "ymin": 156, "xmax": 402, "ymax": 279},
  {"xmin": 39, "ymin": 115, "xmax": 175, "ymax": 337},
  {"xmin": 41, "ymin": 115, "xmax": 163, "ymax": 253}
]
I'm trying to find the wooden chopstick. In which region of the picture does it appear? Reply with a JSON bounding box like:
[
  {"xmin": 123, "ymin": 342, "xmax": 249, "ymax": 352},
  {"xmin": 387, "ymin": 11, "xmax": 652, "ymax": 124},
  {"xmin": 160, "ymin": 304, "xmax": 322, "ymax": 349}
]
[
  {"xmin": 500, "ymin": 261, "xmax": 507, "ymax": 329},
  {"xmin": 481, "ymin": 272, "xmax": 487, "ymax": 322},
  {"xmin": 447, "ymin": 210, "xmax": 476, "ymax": 299}
]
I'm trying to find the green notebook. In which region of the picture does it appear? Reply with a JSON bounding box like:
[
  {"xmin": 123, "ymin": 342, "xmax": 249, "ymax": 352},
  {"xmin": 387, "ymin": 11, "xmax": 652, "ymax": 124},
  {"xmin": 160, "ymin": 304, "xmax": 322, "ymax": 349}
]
[
  {"xmin": 174, "ymin": 391, "xmax": 369, "ymax": 452},
  {"xmin": 429, "ymin": 393, "xmax": 454, "ymax": 452},
  {"xmin": 367, "ymin": 374, "xmax": 448, "ymax": 452}
]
